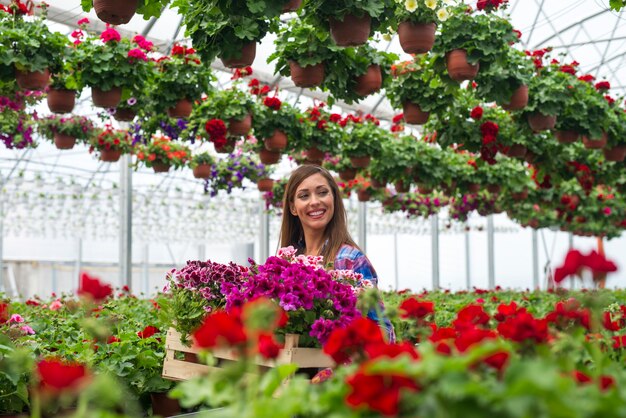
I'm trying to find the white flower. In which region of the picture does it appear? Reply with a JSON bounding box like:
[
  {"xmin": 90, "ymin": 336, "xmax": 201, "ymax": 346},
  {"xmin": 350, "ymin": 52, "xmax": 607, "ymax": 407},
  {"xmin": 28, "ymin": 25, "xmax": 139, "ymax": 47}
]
[
  {"xmin": 425, "ymin": 0, "xmax": 438, "ymax": 10},
  {"xmin": 442, "ymin": 0, "xmax": 454, "ymax": 4},
  {"xmin": 437, "ymin": 8, "xmax": 450, "ymax": 21},
  {"xmin": 405, "ymin": 0, "xmax": 418, "ymax": 12}
]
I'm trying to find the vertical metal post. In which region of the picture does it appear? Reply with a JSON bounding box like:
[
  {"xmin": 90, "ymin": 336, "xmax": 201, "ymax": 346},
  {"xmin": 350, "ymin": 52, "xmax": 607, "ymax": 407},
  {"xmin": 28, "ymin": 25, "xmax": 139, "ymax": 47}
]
[
  {"xmin": 259, "ymin": 199, "xmax": 269, "ymax": 261},
  {"xmin": 52, "ymin": 265, "xmax": 58, "ymax": 294},
  {"xmin": 487, "ymin": 215, "xmax": 495, "ymax": 289},
  {"xmin": 465, "ymin": 225, "xmax": 471, "ymax": 290},
  {"xmin": 119, "ymin": 154, "xmax": 133, "ymax": 289},
  {"xmin": 532, "ymin": 229, "xmax": 539, "ymax": 289},
  {"xmin": 358, "ymin": 201, "xmax": 367, "ymax": 252},
  {"xmin": 431, "ymin": 214, "xmax": 439, "ymax": 290},
  {"xmin": 198, "ymin": 244, "xmax": 206, "ymax": 261},
  {"xmin": 143, "ymin": 243, "xmax": 149, "ymax": 295},
  {"xmin": 74, "ymin": 237, "xmax": 82, "ymax": 282},
  {"xmin": 393, "ymin": 232, "xmax": 399, "ymax": 290},
  {"xmin": 0, "ymin": 197, "xmax": 3, "ymax": 293}
]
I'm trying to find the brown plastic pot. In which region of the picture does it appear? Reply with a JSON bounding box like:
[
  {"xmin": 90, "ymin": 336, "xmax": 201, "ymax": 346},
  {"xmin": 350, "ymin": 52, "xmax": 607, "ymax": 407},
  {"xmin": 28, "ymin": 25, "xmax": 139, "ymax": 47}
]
[
  {"xmin": 350, "ymin": 155, "xmax": 371, "ymax": 169},
  {"xmin": 357, "ymin": 189, "xmax": 371, "ymax": 202},
  {"xmin": 418, "ymin": 183, "xmax": 433, "ymax": 194},
  {"xmin": 501, "ymin": 85, "xmax": 529, "ymax": 111},
  {"xmin": 228, "ymin": 113, "xmax": 252, "ymax": 136},
  {"xmin": 99, "ymin": 149, "xmax": 122, "ymax": 162},
  {"xmin": 259, "ymin": 149, "xmax": 281, "ymax": 165},
  {"xmin": 282, "ymin": 0, "xmax": 302, "ymax": 12},
  {"xmin": 511, "ymin": 189, "xmax": 529, "ymax": 201},
  {"xmin": 403, "ymin": 102, "xmax": 430, "ymax": 125},
  {"xmin": 150, "ymin": 392, "xmax": 181, "ymax": 418},
  {"xmin": 582, "ymin": 132, "xmax": 607, "ymax": 149},
  {"xmin": 167, "ymin": 98, "xmax": 193, "ymax": 119},
  {"xmin": 264, "ymin": 130, "xmax": 288, "ymax": 151},
  {"xmin": 329, "ymin": 14, "xmax": 371, "ymax": 47},
  {"xmin": 92, "ymin": 87, "xmax": 122, "ymax": 108},
  {"xmin": 152, "ymin": 161, "xmax": 171, "ymax": 173},
  {"xmin": 603, "ymin": 145, "xmax": 626, "ymax": 162},
  {"xmin": 192, "ymin": 164, "xmax": 212, "ymax": 179},
  {"xmin": 467, "ymin": 183, "xmax": 481, "ymax": 193},
  {"xmin": 395, "ymin": 180, "xmax": 410, "ymax": 193},
  {"xmin": 506, "ymin": 144, "xmax": 527, "ymax": 158},
  {"xmin": 113, "ymin": 108, "xmax": 136, "ymax": 122},
  {"xmin": 398, "ymin": 21, "xmax": 436, "ymax": 54},
  {"xmin": 487, "ymin": 184, "xmax": 501, "ymax": 194},
  {"xmin": 371, "ymin": 178, "xmax": 386, "ymax": 189},
  {"xmin": 93, "ymin": 0, "xmax": 138, "ymax": 25},
  {"xmin": 215, "ymin": 141, "xmax": 235, "ymax": 154},
  {"xmin": 527, "ymin": 113, "xmax": 557, "ymax": 132},
  {"xmin": 15, "ymin": 68, "xmax": 50, "ymax": 91},
  {"xmin": 53, "ymin": 133, "xmax": 76, "ymax": 150},
  {"xmin": 555, "ymin": 130, "xmax": 579, "ymax": 144},
  {"xmin": 47, "ymin": 89, "xmax": 76, "ymax": 114},
  {"xmin": 220, "ymin": 42, "xmax": 256, "ymax": 68},
  {"xmin": 257, "ymin": 178, "xmax": 274, "ymax": 192},
  {"xmin": 446, "ymin": 49, "xmax": 479, "ymax": 82},
  {"xmin": 339, "ymin": 168, "xmax": 357, "ymax": 181},
  {"xmin": 354, "ymin": 64, "xmax": 382, "ymax": 97},
  {"xmin": 289, "ymin": 61, "xmax": 325, "ymax": 88},
  {"xmin": 306, "ymin": 146, "xmax": 325, "ymax": 161}
]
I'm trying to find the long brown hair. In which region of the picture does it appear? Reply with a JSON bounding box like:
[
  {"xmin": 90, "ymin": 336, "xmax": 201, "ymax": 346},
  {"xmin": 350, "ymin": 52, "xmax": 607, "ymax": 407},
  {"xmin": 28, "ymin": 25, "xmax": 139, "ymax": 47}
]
[{"xmin": 279, "ymin": 164, "xmax": 360, "ymax": 265}]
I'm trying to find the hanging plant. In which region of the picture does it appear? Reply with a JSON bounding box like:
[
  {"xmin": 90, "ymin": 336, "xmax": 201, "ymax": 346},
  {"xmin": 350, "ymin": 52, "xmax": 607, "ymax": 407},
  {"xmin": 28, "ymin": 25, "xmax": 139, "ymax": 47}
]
[
  {"xmin": 88, "ymin": 127, "xmax": 133, "ymax": 162},
  {"xmin": 341, "ymin": 114, "xmax": 388, "ymax": 167},
  {"xmin": 252, "ymin": 95, "xmax": 302, "ymax": 151},
  {"xmin": 134, "ymin": 135, "xmax": 191, "ymax": 173},
  {"xmin": 80, "ymin": 0, "xmax": 171, "ymax": 23},
  {"xmin": 37, "ymin": 115, "xmax": 95, "ymax": 150},
  {"xmin": 392, "ymin": 0, "xmax": 451, "ymax": 54}
]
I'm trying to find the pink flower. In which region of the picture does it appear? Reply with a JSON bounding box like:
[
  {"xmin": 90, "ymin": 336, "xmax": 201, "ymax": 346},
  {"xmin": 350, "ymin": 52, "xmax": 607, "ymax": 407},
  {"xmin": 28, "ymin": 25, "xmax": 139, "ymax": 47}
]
[
  {"xmin": 9, "ymin": 314, "xmax": 24, "ymax": 323},
  {"xmin": 77, "ymin": 17, "xmax": 90, "ymax": 26},
  {"xmin": 128, "ymin": 48, "xmax": 148, "ymax": 62},
  {"xmin": 71, "ymin": 29, "xmax": 84, "ymax": 40},
  {"xmin": 100, "ymin": 27, "xmax": 121, "ymax": 43},
  {"xmin": 21, "ymin": 325, "xmax": 35, "ymax": 335},
  {"xmin": 49, "ymin": 300, "xmax": 62, "ymax": 311},
  {"xmin": 603, "ymin": 207, "xmax": 612, "ymax": 215},
  {"xmin": 133, "ymin": 35, "xmax": 154, "ymax": 51}
]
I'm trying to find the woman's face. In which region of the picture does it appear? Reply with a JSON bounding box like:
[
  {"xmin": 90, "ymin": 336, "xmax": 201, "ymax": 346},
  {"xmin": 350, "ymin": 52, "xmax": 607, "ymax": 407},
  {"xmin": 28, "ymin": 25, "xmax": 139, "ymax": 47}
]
[{"xmin": 290, "ymin": 173, "xmax": 335, "ymax": 233}]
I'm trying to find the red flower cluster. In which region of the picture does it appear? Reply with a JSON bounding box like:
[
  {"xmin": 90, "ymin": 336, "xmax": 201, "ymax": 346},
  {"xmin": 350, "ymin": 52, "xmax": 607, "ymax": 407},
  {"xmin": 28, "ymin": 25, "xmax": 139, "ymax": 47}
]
[
  {"xmin": 205, "ymin": 118, "xmax": 227, "ymax": 146},
  {"xmin": 137, "ymin": 325, "xmax": 160, "ymax": 339},
  {"xmin": 480, "ymin": 120, "xmax": 499, "ymax": 146},
  {"xmin": 128, "ymin": 48, "xmax": 148, "ymax": 62},
  {"xmin": 78, "ymin": 272, "xmax": 113, "ymax": 302},
  {"xmin": 595, "ymin": 81, "xmax": 611, "ymax": 91},
  {"xmin": 346, "ymin": 370, "xmax": 419, "ymax": 416},
  {"xmin": 573, "ymin": 370, "xmax": 616, "ymax": 391},
  {"xmin": 323, "ymin": 317, "xmax": 385, "ymax": 364},
  {"xmin": 100, "ymin": 26, "xmax": 121, "ymax": 43},
  {"xmin": 399, "ymin": 297, "xmax": 434, "ymax": 320},
  {"xmin": 37, "ymin": 358, "xmax": 88, "ymax": 393},
  {"xmin": 553, "ymin": 249, "xmax": 617, "ymax": 283},
  {"xmin": 263, "ymin": 96, "xmax": 281, "ymax": 111},
  {"xmin": 497, "ymin": 311, "xmax": 549, "ymax": 344},
  {"xmin": 476, "ymin": 0, "xmax": 508, "ymax": 11},
  {"xmin": 470, "ymin": 106, "xmax": 483, "ymax": 120},
  {"xmin": 77, "ymin": 17, "xmax": 90, "ymax": 26},
  {"xmin": 232, "ymin": 66, "xmax": 253, "ymax": 80},
  {"xmin": 171, "ymin": 44, "xmax": 196, "ymax": 56},
  {"xmin": 133, "ymin": 35, "xmax": 154, "ymax": 51},
  {"xmin": 391, "ymin": 113, "xmax": 404, "ymax": 133},
  {"xmin": 0, "ymin": 1, "xmax": 30, "ymax": 15},
  {"xmin": 578, "ymin": 74, "xmax": 595, "ymax": 83},
  {"xmin": 248, "ymin": 78, "xmax": 270, "ymax": 96},
  {"xmin": 0, "ymin": 302, "xmax": 7, "ymax": 324}
]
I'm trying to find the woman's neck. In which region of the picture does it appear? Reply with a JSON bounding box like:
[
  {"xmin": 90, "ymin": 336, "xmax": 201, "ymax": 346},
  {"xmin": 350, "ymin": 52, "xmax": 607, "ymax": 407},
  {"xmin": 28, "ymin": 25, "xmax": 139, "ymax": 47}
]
[{"xmin": 303, "ymin": 230, "xmax": 326, "ymax": 256}]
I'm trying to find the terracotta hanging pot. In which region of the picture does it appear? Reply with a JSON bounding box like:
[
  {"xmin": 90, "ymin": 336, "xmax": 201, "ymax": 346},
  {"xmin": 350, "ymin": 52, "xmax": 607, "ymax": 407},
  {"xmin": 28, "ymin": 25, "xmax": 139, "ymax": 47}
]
[
  {"xmin": 289, "ymin": 61, "xmax": 325, "ymax": 88},
  {"xmin": 487, "ymin": 184, "xmax": 501, "ymax": 194},
  {"xmin": 402, "ymin": 102, "xmax": 430, "ymax": 125},
  {"xmin": 527, "ymin": 113, "xmax": 556, "ymax": 132},
  {"xmin": 467, "ymin": 183, "xmax": 481, "ymax": 193},
  {"xmin": 371, "ymin": 178, "xmax": 386, "ymax": 189},
  {"xmin": 506, "ymin": 144, "xmax": 527, "ymax": 158},
  {"xmin": 357, "ymin": 189, "xmax": 371, "ymax": 202},
  {"xmin": 99, "ymin": 149, "xmax": 122, "ymax": 162},
  {"xmin": 228, "ymin": 113, "xmax": 252, "ymax": 136},
  {"xmin": 524, "ymin": 150, "xmax": 536, "ymax": 164},
  {"xmin": 15, "ymin": 68, "xmax": 50, "ymax": 91},
  {"xmin": 282, "ymin": 0, "xmax": 302, "ymax": 13},
  {"xmin": 113, "ymin": 108, "xmax": 136, "ymax": 122},
  {"xmin": 350, "ymin": 155, "xmax": 371, "ymax": 169},
  {"xmin": 445, "ymin": 49, "xmax": 479, "ymax": 82},
  {"xmin": 329, "ymin": 14, "xmax": 371, "ymax": 47},
  {"xmin": 215, "ymin": 140, "xmax": 236, "ymax": 154},
  {"xmin": 192, "ymin": 164, "xmax": 212, "ymax": 179},
  {"xmin": 47, "ymin": 89, "xmax": 76, "ymax": 114},
  {"xmin": 220, "ymin": 42, "xmax": 256, "ymax": 68},
  {"xmin": 257, "ymin": 178, "xmax": 274, "ymax": 192},
  {"xmin": 93, "ymin": 0, "xmax": 138, "ymax": 25},
  {"xmin": 306, "ymin": 146, "xmax": 325, "ymax": 162},
  {"xmin": 511, "ymin": 188, "xmax": 529, "ymax": 201},
  {"xmin": 150, "ymin": 392, "xmax": 181, "ymax": 418},
  {"xmin": 555, "ymin": 130, "xmax": 579, "ymax": 144},
  {"xmin": 339, "ymin": 168, "xmax": 357, "ymax": 181},
  {"xmin": 582, "ymin": 132, "xmax": 607, "ymax": 149},
  {"xmin": 501, "ymin": 85, "xmax": 529, "ymax": 111},
  {"xmin": 259, "ymin": 148, "xmax": 281, "ymax": 165},
  {"xmin": 53, "ymin": 133, "xmax": 76, "ymax": 150},
  {"xmin": 395, "ymin": 180, "xmax": 410, "ymax": 193},
  {"xmin": 603, "ymin": 145, "xmax": 626, "ymax": 162},
  {"xmin": 152, "ymin": 161, "xmax": 171, "ymax": 173},
  {"xmin": 398, "ymin": 21, "xmax": 436, "ymax": 54},
  {"xmin": 264, "ymin": 130, "xmax": 288, "ymax": 151},
  {"xmin": 167, "ymin": 98, "xmax": 193, "ymax": 119},
  {"xmin": 418, "ymin": 183, "xmax": 433, "ymax": 194},
  {"xmin": 92, "ymin": 87, "xmax": 122, "ymax": 108},
  {"xmin": 354, "ymin": 64, "xmax": 382, "ymax": 97}
]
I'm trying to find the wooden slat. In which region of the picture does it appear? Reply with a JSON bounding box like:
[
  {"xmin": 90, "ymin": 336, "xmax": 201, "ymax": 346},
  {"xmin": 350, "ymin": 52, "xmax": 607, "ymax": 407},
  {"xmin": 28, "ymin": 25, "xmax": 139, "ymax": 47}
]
[{"xmin": 162, "ymin": 358, "xmax": 212, "ymax": 381}]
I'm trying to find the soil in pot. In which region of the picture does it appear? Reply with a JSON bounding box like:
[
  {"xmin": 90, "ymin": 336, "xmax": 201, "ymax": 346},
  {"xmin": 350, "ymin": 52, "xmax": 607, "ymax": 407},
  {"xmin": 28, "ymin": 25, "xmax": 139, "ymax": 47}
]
[
  {"xmin": 53, "ymin": 133, "xmax": 76, "ymax": 150},
  {"xmin": 93, "ymin": 0, "xmax": 138, "ymax": 25},
  {"xmin": 92, "ymin": 87, "xmax": 122, "ymax": 108},
  {"xmin": 15, "ymin": 68, "xmax": 50, "ymax": 91},
  {"xmin": 398, "ymin": 21, "xmax": 436, "ymax": 54},
  {"xmin": 289, "ymin": 61, "xmax": 325, "ymax": 88},
  {"xmin": 354, "ymin": 65, "xmax": 382, "ymax": 97},
  {"xmin": 329, "ymin": 14, "xmax": 371, "ymax": 47},
  {"xmin": 446, "ymin": 49, "xmax": 479, "ymax": 82},
  {"xmin": 47, "ymin": 89, "xmax": 76, "ymax": 114},
  {"xmin": 403, "ymin": 102, "xmax": 430, "ymax": 125},
  {"xmin": 167, "ymin": 98, "xmax": 193, "ymax": 119},
  {"xmin": 501, "ymin": 85, "xmax": 529, "ymax": 111},
  {"xmin": 228, "ymin": 114, "xmax": 252, "ymax": 136},
  {"xmin": 527, "ymin": 113, "xmax": 557, "ymax": 132},
  {"xmin": 193, "ymin": 164, "xmax": 212, "ymax": 179},
  {"xmin": 221, "ymin": 42, "xmax": 256, "ymax": 68}
]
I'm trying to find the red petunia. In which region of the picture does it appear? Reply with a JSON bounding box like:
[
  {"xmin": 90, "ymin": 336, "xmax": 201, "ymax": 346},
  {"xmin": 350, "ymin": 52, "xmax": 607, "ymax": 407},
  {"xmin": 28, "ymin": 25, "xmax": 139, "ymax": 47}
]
[
  {"xmin": 37, "ymin": 358, "xmax": 88, "ymax": 393},
  {"xmin": 78, "ymin": 272, "xmax": 113, "ymax": 302},
  {"xmin": 470, "ymin": 106, "xmax": 483, "ymax": 120},
  {"xmin": 398, "ymin": 297, "xmax": 434, "ymax": 320},
  {"xmin": 137, "ymin": 325, "xmax": 159, "ymax": 339},
  {"xmin": 346, "ymin": 370, "xmax": 419, "ymax": 416},
  {"xmin": 323, "ymin": 317, "xmax": 384, "ymax": 364},
  {"xmin": 193, "ymin": 310, "xmax": 247, "ymax": 349}
]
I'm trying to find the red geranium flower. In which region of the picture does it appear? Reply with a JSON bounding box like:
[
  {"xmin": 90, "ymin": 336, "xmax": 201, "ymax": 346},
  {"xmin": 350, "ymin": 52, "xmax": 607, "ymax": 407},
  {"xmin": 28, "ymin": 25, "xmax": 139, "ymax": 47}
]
[
  {"xmin": 497, "ymin": 311, "xmax": 549, "ymax": 344},
  {"xmin": 470, "ymin": 106, "xmax": 483, "ymax": 120},
  {"xmin": 398, "ymin": 297, "xmax": 434, "ymax": 320},
  {"xmin": 193, "ymin": 310, "xmax": 247, "ymax": 349},
  {"xmin": 137, "ymin": 325, "xmax": 160, "ymax": 339},
  {"xmin": 346, "ymin": 370, "xmax": 419, "ymax": 416},
  {"xmin": 107, "ymin": 335, "xmax": 121, "ymax": 344},
  {"xmin": 573, "ymin": 370, "xmax": 592, "ymax": 384},
  {"xmin": 595, "ymin": 81, "xmax": 611, "ymax": 91},
  {"xmin": 37, "ymin": 358, "xmax": 88, "ymax": 393},
  {"xmin": 323, "ymin": 317, "xmax": 384, "ymax": 364},
  {"xmin": 78, "ymin": 272, "xmax": 113, "ymax": 302},
  {"xmin": 0, "ymin": 303, "xmax": 8, "ymax": 324},
  {"xmin": 482, "ymin": 351, "xmax": 509, "ymax": 372},
  {"xmin": 364, "ymin": 342, "xmax": 419, "ymax": 360},
  {"xmin": 205, "ymin": 118, "xmax": 227, "ymax": 140},
  {"xmin": 100, "ymin": 26, "xmax": 121, "ymax": 43},
  {"xmin": 258, "ymin": 333, "xmax": 282, "ymax": 359},
  {"xmin": 263, "ymin": 96, "xmax": 282, "ymax": 111},
  {"xmin": 455, "ymin": 327, "xmax": 497, "ymax": 352}
]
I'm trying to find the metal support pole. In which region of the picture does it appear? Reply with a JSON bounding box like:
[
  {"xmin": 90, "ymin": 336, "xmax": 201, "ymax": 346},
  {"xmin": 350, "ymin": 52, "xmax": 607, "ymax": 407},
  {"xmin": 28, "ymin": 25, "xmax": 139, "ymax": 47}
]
[
  {"xmin": 259, "ymin": 199, "xmax": 269, "ymax": 261},
  {"xmin": 119, "ymin": 153, "xmax": 133, "ymax": 290},
  {"xmin": 431, "ymin": 214, "xmax": 439, "ymax": 290},
  {"xmin": 465, "ymin": 225, "xmax": 471, "ymax": 290},
  {"xmin": 532, "ymin": 229, "xmax": 539, "ymax": 289},
  {"xmin": 393, "ymin": 232, "xmax": 399, "ymax": 291},
  {"xmin": 143, "ymin": 243, "xmax": 149, "ymax": 296},
  {"xmin": 198, "ymin": 244, "xmax": 206, "ymax": 261},
  {"xmin": 358, "ymin": 201, "xmax": 367, "ymax": 252},
  {"xmin": 74, "ymin": 237, "xmax": 82, "ymax": 282},
  {"xmin": 0, "ymin": 197, "xmax": 3, "ymax": 293},
  {"xmin": 487, "ymin": 215, "xmax": 495, "ymax": 289}
]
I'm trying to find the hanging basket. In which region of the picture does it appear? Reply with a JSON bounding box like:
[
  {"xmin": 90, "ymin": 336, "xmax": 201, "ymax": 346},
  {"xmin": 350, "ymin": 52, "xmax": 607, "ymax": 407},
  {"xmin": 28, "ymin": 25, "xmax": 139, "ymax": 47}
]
[
  {"xmin": 417, "ymin": 183, "xmax": 433, "ymax": 194},
  {"xmin": 357, "ymin": 189, "xmax": 371, "ymax": 202},
  {"xmin": 53, "ymin": 133, "xmax": 76, "ymax": 150},
  {"xmin": 467, "ymin": 183, "xmax": 481, "ymax": 193},
  {"xmin": 215, "ymin": 141, "xmax": 236, "ymax": 154},
  {"xmin": 289, "ymin": 61, "xmax": 325, "ymax": 88},
  {"xmin": 329, "ymin": 14, "xmax": 371, "ymax": 47},
  {"xmin": 486, "ymin": 184, "xmax": 501, "ymax": 194},
  {"xmin": 282, "ymin": 0, "xmax": 302, "ymax": 12},
  {"xmin": 398, "ymin": 21, "xmax": 436, "ymax": 54},
  {"xmin": 193, "ymin": 164, "xmax": 212, "ymax": 179},
  {"xmin": 93, "ymin": 0, "xmax": 138, "ymax": 25},
  {"xmin": 15, "ymin": 68, "xmax": 50, "ymax": 91},
  {"xmin": 402, "ymin": 102, "xmax": 430, "ymax": 125},
  {"xmin": 114, "ymin": 108, "xmax": 136, "ymax": 122},
  {"xmin": 257, "ymin": 178, "xmax": 274, "ymax": 192},
  {"xmin": 505, "ymin": 144, "xmax": 527, "ymax": 158},
  {"xmin": 603, "ymin": 145, "xmax": 626, "ymax": 162},
  {"xmin": 167, "ymin": 98, "xmax": 193, "ymax": 119},
  {"xmin": 371, "ymin": 178, "xmax": 386, "ymax": 189},
  {"xmin": 99, "ymin": 149, "xmax": 122, "ymax": 162},
  {"xmin": 259, "ymin": 149, "xmax": 281, "ymax": 165},
  {"xmin": 92, "ymin": 87, "xmax": 122, "ymax": 108},
  {"xmin": 582, "ymin": 132, "xmax": 607, "ymax": 149},
  {"xmin": 354, "ymin": 65, "xmax": 382, "ymax": 97},
  {"xmin": 394, "ymin": 180, "xmax": 410, "ymax": 193},
  {"xmin": 47, "ymin": 89, "xmax": 76, "ymax": 114},
  {"xmin": 264, "ymin": 130, "xmax": 288, "ymax": 151},
  {"xmin": 338, "ymin": 168, "xmax": 357, "ymax": 181},
  {"xmin": 445, "ymin": 49, "xmax": 479, "ymax": 82},
  {"xmin": 511, "ymin": 189, "xmax": 529, "ymax": 201},
  {"xmin": 350, "ymin": 155, "xmax": 371, "ymax": 169},
  {"xmin": 555, "ymin": 130, "xmax": 579, "ymax": 144},
  {"xmin": 220, "ymin": 42, "xmax": 256, "ymax": 69},
  {"xmin": 152, "ymin": 161, "xmax": 171, "ymax": 173},
  {"xmin": 228, "ymin": 113, "xmax": 252, "ymax": 136},
  {"xmin": 527, "ymin": 113, "xmax": 556, "ymax": 132},
  {"xmin": 501, "ymin": 85, "xmax": 529, "ymax": 111},
  {"xmin": 305, "ymin": 146, "xmax": 325, "ymax": 162}
]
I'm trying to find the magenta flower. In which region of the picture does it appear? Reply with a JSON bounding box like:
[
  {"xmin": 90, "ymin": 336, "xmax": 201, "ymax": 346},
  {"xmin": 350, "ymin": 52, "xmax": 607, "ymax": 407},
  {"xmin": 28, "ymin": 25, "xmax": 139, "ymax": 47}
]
[
  {"xmin": 128, "ymin": 48, "xmax": 148, "ymax": 62},
  {"xmin": 100, "ymin": 27, "xmax": 121, "ymax": 43}
]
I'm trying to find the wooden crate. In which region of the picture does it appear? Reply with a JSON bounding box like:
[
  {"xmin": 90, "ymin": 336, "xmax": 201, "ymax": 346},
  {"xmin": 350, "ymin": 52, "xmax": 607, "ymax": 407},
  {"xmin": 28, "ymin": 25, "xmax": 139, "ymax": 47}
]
[{"xmin": 162, "ymin": 328, "xmax": 334, "ymax": 381}]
